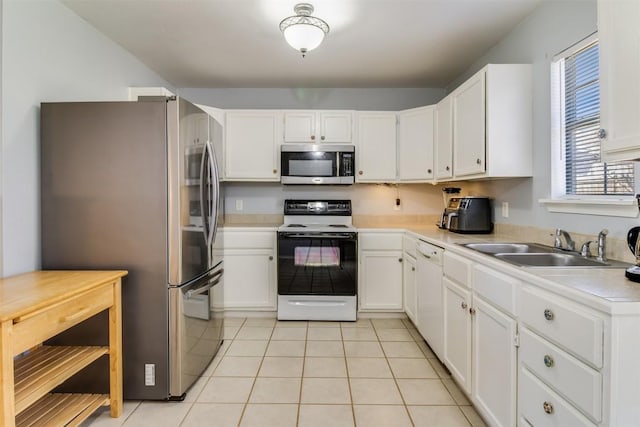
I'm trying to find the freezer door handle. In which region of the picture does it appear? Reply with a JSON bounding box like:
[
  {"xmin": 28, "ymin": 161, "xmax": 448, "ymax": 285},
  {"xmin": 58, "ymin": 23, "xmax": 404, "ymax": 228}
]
[
  {"xmin": 205, "ymin": 140, "xmax": 219, "ymax": 247},
  {"xmin": 186, "ymin": 269, "xmax": 223, "ymax": 299}
]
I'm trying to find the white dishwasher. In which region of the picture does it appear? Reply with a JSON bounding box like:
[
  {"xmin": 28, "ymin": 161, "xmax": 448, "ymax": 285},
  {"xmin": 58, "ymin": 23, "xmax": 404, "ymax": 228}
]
[{"xmin": 416, "ymin": 240, "xmax": 445, "ymax": 361}]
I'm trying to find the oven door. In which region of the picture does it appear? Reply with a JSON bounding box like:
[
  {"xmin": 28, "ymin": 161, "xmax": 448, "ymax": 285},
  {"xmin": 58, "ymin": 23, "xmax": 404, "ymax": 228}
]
[{"xmin": 277, "ymin": 232, "xmax": 357, "ymax": 296}]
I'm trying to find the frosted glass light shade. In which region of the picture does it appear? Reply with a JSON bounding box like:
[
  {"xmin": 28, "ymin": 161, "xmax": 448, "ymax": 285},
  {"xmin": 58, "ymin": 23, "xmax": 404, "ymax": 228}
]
[{"xmin": 283, "ymin": 24, "xmax": 326, "ymax": 53}]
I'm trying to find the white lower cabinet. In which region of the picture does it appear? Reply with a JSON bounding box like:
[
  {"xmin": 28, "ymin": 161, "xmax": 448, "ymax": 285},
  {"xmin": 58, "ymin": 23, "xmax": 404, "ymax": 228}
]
[
  {"xmin": 358, "ymin": 231, "xmax": 404, "ymax": 311},
  {"xmin": 221, "ymin": 230, "xmax": 277, "ymax": 310},
  {"xmin": 403, "ymin": 253, "xmax": 417, "ymax": 324},
  {"xmin": 472, "ymin": 295, "xmax": 517, "ymax": 427},
  {"xmin": 443, "ymin": 277, "xmax": 472, "ymax": 393}
]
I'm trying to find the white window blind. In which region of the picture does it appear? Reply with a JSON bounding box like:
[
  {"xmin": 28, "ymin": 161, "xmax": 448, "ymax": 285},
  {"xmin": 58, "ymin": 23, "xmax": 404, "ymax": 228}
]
[{"xmin": 563, "ymin": 41, "xmax": 634, "ymax": 195}]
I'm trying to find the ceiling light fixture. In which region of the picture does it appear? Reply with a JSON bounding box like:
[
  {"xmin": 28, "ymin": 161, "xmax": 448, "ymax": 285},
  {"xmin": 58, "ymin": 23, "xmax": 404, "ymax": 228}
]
[{"xmin": 279, "ymin": 3, "xmax": 329, "ymax": 57}]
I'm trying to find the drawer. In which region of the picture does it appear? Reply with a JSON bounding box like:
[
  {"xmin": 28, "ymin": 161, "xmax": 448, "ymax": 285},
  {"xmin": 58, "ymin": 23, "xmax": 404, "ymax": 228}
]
[
  {"xmin": 520, "ymin": 286, "xmax": 603, "ymax": 368},
  {"xmin": 473, "ymin": 263, "xmax": 518, "ymax": 316},
  {"xmin": 443, "ymin": 251, "xmax": 472, "ymax": 288},
  {"xmin": 403, "ymin": 235, "xmax": 417, "ymax": 257},
  {"xmin": 520, "ymin": 327, "xmax": 602, "ymax": 422},
  {"xmin": 12, "ymin": 283, "xmax": 114, "ymax": 355},
  {"xmin": 519, "ymin": 367, "xmax": 597, "ymax": 427},
  {"xmin": 359, "ymin": 233, "xmax": 403, "ymax": 251},
  {"xmin": 224, "ymin": 231, "xmax": 275, "ymax": 249}
]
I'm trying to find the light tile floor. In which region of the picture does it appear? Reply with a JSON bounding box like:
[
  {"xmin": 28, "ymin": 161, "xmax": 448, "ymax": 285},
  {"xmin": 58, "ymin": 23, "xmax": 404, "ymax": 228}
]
[{"xmin": 84, "ymin": 317, "xmax": 487, "ymax": 427}]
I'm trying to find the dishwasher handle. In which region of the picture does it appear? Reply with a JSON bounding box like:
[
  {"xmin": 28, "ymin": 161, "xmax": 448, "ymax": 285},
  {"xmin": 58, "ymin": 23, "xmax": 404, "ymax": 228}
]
[{"xmin": 416, "ymin": 241, "xmax": 444, "ymax": 264}]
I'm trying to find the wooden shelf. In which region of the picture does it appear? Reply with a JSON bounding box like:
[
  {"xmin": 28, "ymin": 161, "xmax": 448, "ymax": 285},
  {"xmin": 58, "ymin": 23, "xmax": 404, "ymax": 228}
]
[
  {"xmin": 15, "ymin": 393, "xmax": 109, "ymax": 427},
  {"xmin": 14, "ymin": 346, "xmax": 108, "ymax": 415}
]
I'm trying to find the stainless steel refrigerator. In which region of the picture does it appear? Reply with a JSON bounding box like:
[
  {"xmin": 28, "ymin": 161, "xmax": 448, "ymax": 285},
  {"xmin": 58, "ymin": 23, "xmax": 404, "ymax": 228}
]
[{"xmin": 40, "ymin": 97, "xmax": 224, "ymax": 400}]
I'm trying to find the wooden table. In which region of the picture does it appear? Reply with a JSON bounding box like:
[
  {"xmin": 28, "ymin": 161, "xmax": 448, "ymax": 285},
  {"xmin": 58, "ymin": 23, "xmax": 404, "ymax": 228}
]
[{"xmin": 0, "ymin": 270, "xmax": 127, "ymax": 427}]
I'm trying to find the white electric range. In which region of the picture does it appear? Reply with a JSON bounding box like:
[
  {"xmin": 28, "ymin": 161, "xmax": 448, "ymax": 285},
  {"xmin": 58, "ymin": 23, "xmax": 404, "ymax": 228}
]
[{"xmin": 277, "ymin": 200, "xmax": 357, "ymax": 321}]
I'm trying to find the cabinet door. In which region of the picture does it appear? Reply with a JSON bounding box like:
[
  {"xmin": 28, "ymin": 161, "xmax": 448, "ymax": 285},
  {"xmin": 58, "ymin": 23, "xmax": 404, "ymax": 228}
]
[
  {"xmin": 356, "ymin": 112, "xmax": 397, "ymax": 182},
  {"xmin": 403, "ymin": 254, "xmax": 417, "ymax": 325},
  {"xmin": 223, "ymin": 249, "xmax": 276, "ymax": 310},
  {"xmin": 284, "ymin": 111, "xmax": 316, "ymax": 142},
  {"xmin": 435, "ymin": 96, "xmax": 453, "ymax": 180},
  {"xmin": 359, "ymin": 250, "xmax": 403, "ymax": 310},
  {"xmin": 398, "ymin": 106, "xmax": 435, "ymax": 182},
  {"xmin": 453, "ymin": 70, "xmax": 486, "ymax": 177},
  {"xmin": 472, "ymin": 296, "xmax": 517, "ymax": 427},
  {"xmin": 225, "ymin": 111, "xmax": 281, "ymax": 180},
  {"xmin": 320, "ymin": 112, "xmax": 352, "ymax": 142},
  {"xmin": 443, "ymin": 277, "xmax": 472, "ymax": 393},
  {"xmin": 599, "ymin": 0, "xmax": 640, "ymax": 161}
]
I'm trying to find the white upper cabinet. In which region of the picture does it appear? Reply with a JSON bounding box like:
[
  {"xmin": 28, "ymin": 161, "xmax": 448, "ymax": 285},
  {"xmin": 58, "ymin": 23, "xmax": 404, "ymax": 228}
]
[
  {"xmin": 224, "ymin": 110, "xmax": 282, "ymax": 181},
  {"xmin": 598, "ymin": 0, "xmax": 640, "ymax": 161},
  {"xmin": 283, "ymin": 110, "xmax": 353, "ymax": 143},
  {"xmin": 355, "ymin": 111, "xmax": 398, "ymax": 182},
  {"xmin": 398, "ymin": 105, "xmax": 435, "ymax": 182},
  {"xmin": 435, "ymin": 95, "xmax": 454, "ymax": 180},
  {"xmin": 451, "ymin": 64, "xmax": 532, "ymax": 180}
]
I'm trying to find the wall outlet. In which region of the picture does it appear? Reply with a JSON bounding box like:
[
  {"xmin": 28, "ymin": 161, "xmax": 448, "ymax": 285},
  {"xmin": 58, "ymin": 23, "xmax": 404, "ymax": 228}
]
[
  {"xmin": 394, "ymin": 198, "xmax": 401, "ymax": 211},
  {"xmin": 502, "ymin": 202, "xmax": 509, "ymax": 218},
  {"xmin": 235, "ymin": 199, "xmax": 243, "ymax": 211},
  {"xmin": 144, "ymin": 363, "xmax": 156, "ymax": 386}
]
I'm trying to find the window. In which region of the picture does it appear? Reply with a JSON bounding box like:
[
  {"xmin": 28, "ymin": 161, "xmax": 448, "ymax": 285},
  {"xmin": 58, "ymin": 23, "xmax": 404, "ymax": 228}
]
[{"xmin": 561, "ymin": 39, "xmax": 634, "ymax": 196}]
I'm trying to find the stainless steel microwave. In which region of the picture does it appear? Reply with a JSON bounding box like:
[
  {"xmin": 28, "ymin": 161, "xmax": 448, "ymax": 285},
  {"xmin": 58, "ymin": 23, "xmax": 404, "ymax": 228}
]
[{"xmin": 280, "ymin": 144, "xmax": 355, "ymax": 185}]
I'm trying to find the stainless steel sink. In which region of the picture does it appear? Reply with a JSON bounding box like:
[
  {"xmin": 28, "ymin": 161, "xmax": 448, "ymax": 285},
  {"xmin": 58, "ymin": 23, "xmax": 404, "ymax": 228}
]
[
  {"xmin": 494, "ymin": 252, "xmax": 610, "ymax": 267},
  {"xmin": 462, "ymin": 242, "xmax": 555, "ymax": 254},
  {"xmin": 460, "ymin": 242, "xmax": 629, "ymax": 268}
]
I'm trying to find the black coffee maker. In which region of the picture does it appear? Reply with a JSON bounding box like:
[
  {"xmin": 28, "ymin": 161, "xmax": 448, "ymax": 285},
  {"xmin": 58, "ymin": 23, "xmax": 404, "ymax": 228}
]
[{"xmin": 625, "ymin": 227, "xmax": 640, "ymax": 282}]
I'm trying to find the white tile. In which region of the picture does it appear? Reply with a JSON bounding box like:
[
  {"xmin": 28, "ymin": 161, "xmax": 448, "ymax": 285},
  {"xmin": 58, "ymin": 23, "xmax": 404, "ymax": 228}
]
[
  {"xmin": 340, "ymin": 318, "xmax": 372, "ymax": 328},
  {"xmin": 301, "ymin": 378, "xmax": 351, "ymax": 404},
  {"xmin": 276, "ymin": 320, "xmax": 308, "ymax": 328},
  {"xmin": 223, "ymin": 317, "xmax": 246, "ymax": 326},
  {"xmin": 341, "ymin": 327, "xmax": 377, "ymax": 341},
  {"xmin": 243, "ymin": 318, "xmax": 277, "ymax": 327},
  {"xmin": 417, "ymin": 340, "xmax": 437, "ymax": 359},
  {"xmin": 197, "ymin": 377, "xmax": 254, "ymax": 403},
  {"xmin": 387, "ymin": 357, "xmax": 438, "ymax": 379},
  {"xmin": 181, "ymin": 403, "xmax": 244, "ymax": 427},
  {"xmin": 346, "ymin": 357, "xmax": 392, "ymax": 378},
  {"xmin": 223, "ymin": 325, "xmax": 240, "ymax": 340},
  {"xmin": 271, "ymin": 327, "xmax": 307, "ymax": 340},
  {"xmin": 442, "ymin": 378, "xmax": 472, "ymax": 405},
  {"xmin": 235, "ymin": 326, "xmax": 274, "ymax": 340},
  {"xmin": 381, "ymin": 341, "xmax": 424, "ymax": 358},
  {"xmin": 376, "ymin": 328, "xmax": 414, "ymax": 342},
  {"xmin": 298, "ymin": 404, "xmax": 354, "ymax": 427},
  {"xmin": 265, "ymin": 340, "xmax": 306, "ymax": 357},
  {"xmin": 225, "ymin": 340, "xmax": 268, "ymax": 356},
  {"xmin": 82, "ymin": 401, "xmax": 140, "ymax": 426},
  {"xmin": 306, "ymin": 340, "xmax": 344, "ymax": 357},
  {"xmin": 343, "ymin": 341, "xmax": 384, "ymax": 358},
  {"xmin": 408, "ymin": 406, "xmax": 471, "ymax": 427},
  {"xmin": 304, "ymin": 357, "xmax": 347, "ymax": 377},
  {"xmin": 249, "ymin": 377, "xmax": 301, "ymax": 403},
  {"xmin": 460, "ymin": 405, "xmax": 489, "ymax": 427},
  {"xmin": 396, "ymin": 379, "xmax": 456, "ymax": 405},
  {"xmin": 308, "ymin": 321, "xmax": 341, "ymax": 328},
  {"xmin": 240, "ymin": 403, "xmax": 298, "ymax": 427},
  {"xmin": 353, "ymin": 405, "xmax": 413, "ymax": 427},
  {"xmin": 428, "ymin": 357, "xmax": 452, "ymax": 378},
  {"xmin": 213, "ymin": 356, "xmax": 262, "ymax": 377},
  {"xmin": 349, "ymin": 378, "xmax": 403, "ymax": 404},
  {"xmin": 258, "ymin": 356, "xmax": 304, "ymax": 377},
  {"xmin": 182, "ymin": 374, "xmax": 208, "ymax": 402},
  {"xmin": 371, "ymin": 318, "xmax": 406, "ymax": 329},
  {"xmin": 120, "ymin": 401, "xmax": 191, "ymax": 427},
  {"xmin": 307, "ymin": 327, "xmax": 342, "ymax": 341}
]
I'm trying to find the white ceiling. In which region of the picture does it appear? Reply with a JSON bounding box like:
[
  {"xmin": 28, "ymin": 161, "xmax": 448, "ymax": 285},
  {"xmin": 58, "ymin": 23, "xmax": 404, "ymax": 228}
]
[{"xmin": 62, "ymin": 0, "xmax": 543, "ymax": 88}]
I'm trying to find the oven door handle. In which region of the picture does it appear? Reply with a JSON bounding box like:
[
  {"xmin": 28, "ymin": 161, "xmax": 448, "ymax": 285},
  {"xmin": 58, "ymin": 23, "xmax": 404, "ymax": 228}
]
[{"xmin": 279, "ymin": 233, "xmax": 356, "ymax": 239}]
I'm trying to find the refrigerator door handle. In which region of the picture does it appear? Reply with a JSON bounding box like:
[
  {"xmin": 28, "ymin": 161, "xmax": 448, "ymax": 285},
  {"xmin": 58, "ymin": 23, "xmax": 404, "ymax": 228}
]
[
  {"xmin": 199, "ymin": 144, "xmax": 210, "ymax": 245},
  {"xmin": 186, "ymin": 273, "xmax": 222, "ymax": 299},
  {"xmin": 207, "ymin": 139, "xmax": 220, "ymax": 246},
  {"xmin": 204, "ymin": 141, "xmax": 217, "ymax": 247}
]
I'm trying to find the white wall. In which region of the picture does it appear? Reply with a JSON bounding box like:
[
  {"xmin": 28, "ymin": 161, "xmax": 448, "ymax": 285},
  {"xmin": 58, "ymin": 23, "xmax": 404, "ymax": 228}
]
[
  {"xmin": 1, "ymin": 0, "xmax": 173, "ymax": 276},
  {"xmin": 447, "ymin": 0, "xmax": 636, "ymax": 240}
]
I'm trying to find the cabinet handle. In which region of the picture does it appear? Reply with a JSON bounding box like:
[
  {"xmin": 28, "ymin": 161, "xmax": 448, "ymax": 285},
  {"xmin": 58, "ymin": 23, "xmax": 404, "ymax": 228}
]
[
  {"xmin": 311, "ymin": 135, "xmax": 316, "ymax": 140},
  {"xmin": 461, "ymin": 302, "xmax": 468, "ymax": 310},
  {"xmin": 599, "ymin": 128, "xmax": 607, "ymax": 139},
  {"xmin": 269, "ymin": 256, "xmax": 273, "ymax": 261},
  {"xmin": 398, "ymin": 258, "xmax": 403, "ymax": 262},
  {"xmin": 469, "ymin": 307, "xmax": 476, "ymax": 315},
  {"xmin": 411, "ymin": 267, "xmax": 415, "ymax": 271},
  {"xmin": 427, "ymin": 169, "xmax": 432, "ymax": 174},
  {"xmin": 543, "ymin": 309, "xmax": 554, "ymax": 321},
  {"xmin": 321, "ymin": 136, "xmax": 326, "ymax": 141},
  {"xmin": 446, "ymin": 166, "xmax": 450, "ymax": 171},
  {"xmin": 476, "ymin": 158, "xmax": 482, "ymax": 165},
  {"xmin": 358, "ymin": 171, "xmax": 363, "ymax": 175},
  {"xmin": 543, "ymin": 354, "xmax": 554, "ymax": 368},
  {"xmin": 273, "ymin": 169, "xmax": 278, "ymax": 174},
  {"xmin": 543, "ymin": 401, "xmax": 554, "ymax": 414}
]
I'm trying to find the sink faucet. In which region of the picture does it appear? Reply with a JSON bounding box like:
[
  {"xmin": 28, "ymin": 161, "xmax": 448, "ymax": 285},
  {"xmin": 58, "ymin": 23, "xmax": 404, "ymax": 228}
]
[
  {"xmin": 554, "ymin": 229, "xmax": 575, "ymax": 251},
  {"xmin": 597, "ymin": 229, "xmax": 608, "ymax": 262}
]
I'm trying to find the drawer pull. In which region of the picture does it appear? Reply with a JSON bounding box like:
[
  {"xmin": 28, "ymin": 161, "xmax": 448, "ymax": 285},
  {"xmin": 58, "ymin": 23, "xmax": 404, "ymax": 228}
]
[
  {"xmin": 461, "ymin": 302, "xmax": 468, "ymax": 310},
  {"xmin": 543, "ymin": 401, "xmax": 554, "ymax": 414},
  {"xmin": 543, "ymin": 354, "xmax": 555, "ymax": 368},
  {"xmin": 543, "ymin": 309, "xmax": 554, "ymax": 321},
  {"xmin": 60, "ymin": 307, "xmax": 93, "ymax": 323}
]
